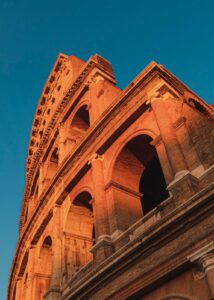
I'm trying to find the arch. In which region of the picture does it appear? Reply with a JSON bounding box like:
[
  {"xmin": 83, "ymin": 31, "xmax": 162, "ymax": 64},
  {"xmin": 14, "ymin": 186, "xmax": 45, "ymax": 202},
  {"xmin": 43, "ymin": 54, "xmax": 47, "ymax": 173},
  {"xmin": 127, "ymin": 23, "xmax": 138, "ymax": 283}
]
[
  {"xmin": 68, "ymin": 104, "xmax": 90, "ymax": 144},
  {"xmin": 108, "ymin": 128, "xmax": 158, "ymax": 183},
  {"xmin": 62, "ymin": 185, "xmax": 94, "ymax": 233},
  {"xmin": 45, "ymin": 147, "xmax": 59, "ymax": 180},
  {"xmin": 64, "ymin": 191, "xmax": 94, "ymax": 279},
  {"xmin": 110, "ymin": 133, "xmax": 169, "ymax": 232}
]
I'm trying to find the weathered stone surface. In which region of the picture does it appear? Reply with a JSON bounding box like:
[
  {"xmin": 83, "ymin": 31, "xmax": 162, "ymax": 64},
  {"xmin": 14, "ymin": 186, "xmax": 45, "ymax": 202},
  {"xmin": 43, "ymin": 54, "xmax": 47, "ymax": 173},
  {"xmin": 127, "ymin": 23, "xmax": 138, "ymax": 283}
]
[{"xmin": 8, "ymin": 53, "xmax": 214, "ymax": 300}]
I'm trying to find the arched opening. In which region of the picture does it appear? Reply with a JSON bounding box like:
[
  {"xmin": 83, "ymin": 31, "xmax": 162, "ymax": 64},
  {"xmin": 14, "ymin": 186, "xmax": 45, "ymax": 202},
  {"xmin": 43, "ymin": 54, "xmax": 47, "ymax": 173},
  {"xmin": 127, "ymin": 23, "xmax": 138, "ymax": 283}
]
[
  {"xmin": 68, "ymin": 105, "xmax": 90, "ymax": 144},
  {"xmin": 111, "ymin": 134, "xmax": 169, "ymax": 232},
  {"xmin": 64, "ymin": 191, "xmax": 94, "ymax": 278},
  {"xmin": 46, "ymin": 147, "xmax": 59, "ymax": 180},
  {"xmin": 37, "ymin": 236, "xmax": 53, "ymax": 300}
]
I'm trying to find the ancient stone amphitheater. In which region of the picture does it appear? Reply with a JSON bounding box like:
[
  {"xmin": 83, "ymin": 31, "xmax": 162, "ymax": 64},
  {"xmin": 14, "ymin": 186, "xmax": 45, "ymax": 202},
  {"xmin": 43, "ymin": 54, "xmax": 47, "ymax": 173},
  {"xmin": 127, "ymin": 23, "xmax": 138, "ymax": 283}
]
[{"xmin": 8, "ymin": 53, "xmax": 214, "ymax": 300}]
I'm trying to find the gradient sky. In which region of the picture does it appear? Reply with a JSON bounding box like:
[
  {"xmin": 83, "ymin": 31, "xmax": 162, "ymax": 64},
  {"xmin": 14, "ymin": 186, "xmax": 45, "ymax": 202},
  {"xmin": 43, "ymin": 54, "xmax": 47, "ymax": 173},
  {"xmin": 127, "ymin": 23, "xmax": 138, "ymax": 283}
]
[{"xmin": 1, "ymin": 0, "xmax": 214, "ymax": 298}]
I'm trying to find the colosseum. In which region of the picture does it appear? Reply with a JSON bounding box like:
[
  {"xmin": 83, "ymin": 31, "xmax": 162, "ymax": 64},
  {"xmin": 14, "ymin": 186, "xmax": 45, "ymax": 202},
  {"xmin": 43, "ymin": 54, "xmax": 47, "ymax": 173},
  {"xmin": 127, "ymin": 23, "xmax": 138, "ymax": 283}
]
[{"xmin": 8, "ymin": 53, "xmax": 214, "ymax": 300}]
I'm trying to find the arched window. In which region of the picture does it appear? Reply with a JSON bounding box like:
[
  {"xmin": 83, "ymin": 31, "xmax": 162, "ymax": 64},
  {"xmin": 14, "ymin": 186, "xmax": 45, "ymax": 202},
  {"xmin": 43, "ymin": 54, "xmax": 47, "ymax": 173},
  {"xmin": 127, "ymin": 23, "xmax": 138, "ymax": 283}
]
[
  {"xmin": 46, "ymin": 147, "xmax": 59, "ymax": 180},
  {"xmin": 139, "ymin": 148, "xmax": 169, "ymax": 214},
  {"xmin": 111, "ymin": 134, "xmax": 169, "ymax": 231},
  {"xmin": 68, "ymin": 105, "xmax": 90, "ymax": 144},
  {"xmin": 64, "ymin": 191, "xmax": 94, "ymax": 278}
]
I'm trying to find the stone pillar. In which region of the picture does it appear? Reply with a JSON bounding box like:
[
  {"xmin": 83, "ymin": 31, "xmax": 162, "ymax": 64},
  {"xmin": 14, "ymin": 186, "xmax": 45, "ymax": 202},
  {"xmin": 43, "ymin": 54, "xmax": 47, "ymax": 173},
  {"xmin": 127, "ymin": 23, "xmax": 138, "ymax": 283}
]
[
  {"xmin": 25, "ymin": 246, "xmax": 36, "ymax": 300},
  {"xmin": 89, "ymin": 153, "xmax": 114, "ymax": 263},
  {"xmin": 188, "ymin": 242, "xmax": 214, "ymax": 299},
  {"xmin": 38, "ymin": 162, "xmax": 50, "ymax": 197},
  {"xmin": 15, "ymin": 277, "xmax": 23, "ymax": 300},
  {"xmin": 149, "ymin": 93, "xmax": 188, "ymax": 178},
  {"xmin": 58, "ymin": 123, "xmax": 67, "ymax": 164},
  {"xmin": 27, "ymin": 196, "xmax": 35, "ymax": 219},
  {"xmin": 199, "ymin": 253, "xmax": 214, "ymax": 298},
  {"xmin": 151, "ymin": 135, "xmax": 174, "ymax": 185},
  {"xmin": 173, "ymin": 116, "xmax": 204, "ymax": 176},
  {"xmin": 149, "ymin": 93, "xmax": 201, "ymax": 205},
  {"xmin": 45, "ymin": 205, "xmax": 62, "ymax": 300}
]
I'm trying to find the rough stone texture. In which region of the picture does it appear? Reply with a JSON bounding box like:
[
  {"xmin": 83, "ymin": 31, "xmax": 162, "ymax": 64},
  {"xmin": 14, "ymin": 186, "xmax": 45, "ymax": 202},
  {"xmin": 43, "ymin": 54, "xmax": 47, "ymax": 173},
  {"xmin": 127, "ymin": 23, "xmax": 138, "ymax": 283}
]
[{"xmin": 8, "ymin": 53, "xmax": 214, "ymax": 300}]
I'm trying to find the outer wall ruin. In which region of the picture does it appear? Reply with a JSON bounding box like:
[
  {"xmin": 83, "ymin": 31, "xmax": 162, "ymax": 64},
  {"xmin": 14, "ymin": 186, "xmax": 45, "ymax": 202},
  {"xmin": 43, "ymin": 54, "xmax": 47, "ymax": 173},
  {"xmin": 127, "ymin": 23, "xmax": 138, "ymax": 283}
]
[{"xmin": 8, "ymin": 53, "xmax": 214, "ymax": 300}]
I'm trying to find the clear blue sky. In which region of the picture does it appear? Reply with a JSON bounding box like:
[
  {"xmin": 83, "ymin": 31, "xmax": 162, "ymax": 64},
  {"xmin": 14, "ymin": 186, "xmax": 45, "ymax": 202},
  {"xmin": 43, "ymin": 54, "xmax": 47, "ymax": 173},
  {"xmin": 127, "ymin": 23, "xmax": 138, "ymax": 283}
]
[{"xmin": 0, "ymin": 0, "xmax": 214, "ymax": 299}]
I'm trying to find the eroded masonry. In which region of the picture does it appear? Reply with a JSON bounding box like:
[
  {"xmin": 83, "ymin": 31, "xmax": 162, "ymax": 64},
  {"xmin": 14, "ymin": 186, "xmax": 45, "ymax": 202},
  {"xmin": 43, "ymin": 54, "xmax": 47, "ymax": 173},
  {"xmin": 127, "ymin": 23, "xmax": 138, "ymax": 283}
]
[{"xmin": 8, "ymin": 54, "xmax": 214, "ymax": 300}]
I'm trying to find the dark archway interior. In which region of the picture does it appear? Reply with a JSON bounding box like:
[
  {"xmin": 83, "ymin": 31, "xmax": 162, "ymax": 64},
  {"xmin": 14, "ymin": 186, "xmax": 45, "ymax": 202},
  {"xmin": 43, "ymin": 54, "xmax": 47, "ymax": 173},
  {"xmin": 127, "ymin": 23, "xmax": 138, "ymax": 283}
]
[
  {"xmin": 73, "ymin": 191, "xmax": 95, "ymax": 243},
  {"xmin": 125, "ymin": 135, "xmax": 169, "ymax": 215},
  {"xmin": 42, "ymin": 236, "xmax": 52, "ymax": 248},
  {"xmin": 50, "ymin": 147, "xmax": 59, "ymax": 164},
  {"xmin": 76, "ymin": 105, "xmax": 90, "ymax": 127},
  {"xmin": 113, "ymin": 134, "xmax": 169, "ymax": 217},
  {"xmin": 72, "ymin": 105, "xmax": 90, "ymax": 130},
  {"xmin": 140, "ymin": 151, "xmax": 169, "ymax": 215},
  {"xmin": 73, "ymin": 191, "xmax": 93, "ymax": 211}
]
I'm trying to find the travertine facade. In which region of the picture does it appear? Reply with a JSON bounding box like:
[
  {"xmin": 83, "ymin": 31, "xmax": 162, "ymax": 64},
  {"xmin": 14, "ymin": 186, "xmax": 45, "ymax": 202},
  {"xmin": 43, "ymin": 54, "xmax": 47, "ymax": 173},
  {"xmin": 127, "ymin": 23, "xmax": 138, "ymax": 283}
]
[{"xmin": 8, "ymin": 53, "xmax": 214, "ymax": 300}]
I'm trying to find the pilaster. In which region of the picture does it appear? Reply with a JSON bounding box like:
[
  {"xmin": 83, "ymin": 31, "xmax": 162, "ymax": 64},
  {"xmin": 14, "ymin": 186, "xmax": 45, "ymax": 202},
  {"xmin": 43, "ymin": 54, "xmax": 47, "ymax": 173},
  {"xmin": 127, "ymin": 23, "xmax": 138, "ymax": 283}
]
[
  {"xmin": 89, "ymin": 153, "xmax": 114, "ymax": 264},
  {"xmin": 188, "ymin": 242, "xmax": 214, "ymax": 299},
  {"xmin": 44, "ymin": 205, "xmax": 62, "ymax": 300},
  {"xmin": 149, "ymin": 93, "xmax": 188, "ymax": 177},
  {"xmin": 25, "ymin": 246, "xmax": 36, "ymax": 300}
]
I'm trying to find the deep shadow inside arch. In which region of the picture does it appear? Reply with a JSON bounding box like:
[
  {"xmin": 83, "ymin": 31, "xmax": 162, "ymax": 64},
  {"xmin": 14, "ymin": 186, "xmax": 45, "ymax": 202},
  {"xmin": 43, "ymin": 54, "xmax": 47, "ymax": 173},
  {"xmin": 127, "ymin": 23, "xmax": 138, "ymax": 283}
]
[
  {"xmin": 112, "ymin": 134, "xmax": 169, "ymax": 227},
  {"xmin": 73, "ymin": 191, "xmax": 95, "ymax": 244},
  {"xmin": 73, "ymin": 191, "xmax": 93, "ymax": 211},
  {"xmin": 125, "ymin": 134, "xmax": 169, "ymax": 215},
  {"xmin": 64, "ymin": 191, "xmax": 95, "ymax": 279},
  {"xmin": 68, "ymin": 105, "xmax": 90, "ymax": 146},
  {"xmin": 140, "ymin": 152, "xmax": 169, "ymax": 214},
  {"xmin": 71, "ymin": 105, "xmax": 90, "ymax": 132}
]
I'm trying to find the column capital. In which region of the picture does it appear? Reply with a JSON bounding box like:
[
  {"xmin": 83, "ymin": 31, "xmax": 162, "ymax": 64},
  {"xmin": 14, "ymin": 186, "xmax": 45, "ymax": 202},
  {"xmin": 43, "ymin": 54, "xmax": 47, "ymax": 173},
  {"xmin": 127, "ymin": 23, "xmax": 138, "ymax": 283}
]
[
  {"xmin": 199, "ymin": 252, "xmax": 214, "ymax": 272},
  {"xmin": 188, "ymin": 242, "xmax": 214, "ymax": 273},
  {"xmin": 150, "ymin": 135, "xmax": 162, "ymax": 147}
]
